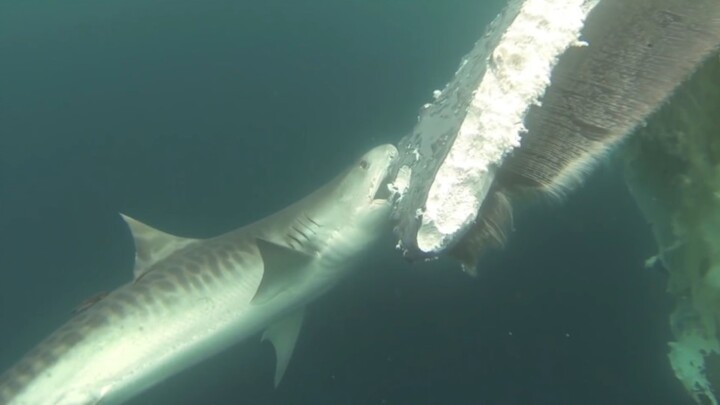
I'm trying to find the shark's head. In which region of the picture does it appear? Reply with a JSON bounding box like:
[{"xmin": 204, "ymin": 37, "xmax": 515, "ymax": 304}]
[
  {"xmin": 332, "ymin": 143, "xmax": 399, "ymax": 209},
  {"xmin": 303, "ymin": 144, "xmax": 399, "ymax": 258}
]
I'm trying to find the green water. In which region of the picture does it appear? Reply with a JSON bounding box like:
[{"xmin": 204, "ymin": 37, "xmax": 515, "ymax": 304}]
[{"xmin": 0, "ymin": 1, "xmax": 690, "ymax": 403}]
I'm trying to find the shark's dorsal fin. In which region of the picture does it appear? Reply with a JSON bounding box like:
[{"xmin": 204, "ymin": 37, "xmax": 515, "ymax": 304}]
[
  {"xmin": 251, "ymin": 239, "xmax": 314, "ymax": 305},
  {"xmin": 262, "ymin": 308, "xmax": 305, "ymax": 387},
  {"xmin": 120, "ymin": 214, "xmax": 198, "ymax": 280}
]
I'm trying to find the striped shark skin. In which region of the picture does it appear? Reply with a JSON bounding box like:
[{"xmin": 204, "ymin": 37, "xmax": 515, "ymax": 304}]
[{"xmin": 0, "ymin": 144, "xmax": 399, "ymax": 405}]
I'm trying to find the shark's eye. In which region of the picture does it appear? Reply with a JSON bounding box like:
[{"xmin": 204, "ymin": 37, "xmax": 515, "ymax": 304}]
[{"xmin": 359, "ymin": 160, "xmax": 369, "ymax": 170}]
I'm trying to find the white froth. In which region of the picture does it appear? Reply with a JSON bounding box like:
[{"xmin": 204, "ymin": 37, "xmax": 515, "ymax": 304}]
[
  {"xmin": 417, "ymin": 0, "xmax": 599, "ymax": 253},
  {"xmin": 388, "ymin": 165, "xmax": 412, "ymax": 202}
]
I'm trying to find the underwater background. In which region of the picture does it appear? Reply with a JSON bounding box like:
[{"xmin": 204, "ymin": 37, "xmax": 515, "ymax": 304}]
[{"xmin": 0, "ymin": 1, "xmax": 694, "ymax": 404}]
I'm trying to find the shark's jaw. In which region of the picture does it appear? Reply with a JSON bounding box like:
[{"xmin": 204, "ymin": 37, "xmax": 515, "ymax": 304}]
[
  {"xmin": 310, "ymin": 144, "xmax": 399, "ymax": 261},
  {"xmin": 356, "ymin": 143, "xmax": 400, "ymax": 222},
  {"xmin": 0, "ymin": 144, "xmax": 399, "ymax": 405}
]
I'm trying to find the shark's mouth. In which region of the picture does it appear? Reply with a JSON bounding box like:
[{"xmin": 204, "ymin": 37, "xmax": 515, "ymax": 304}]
[
  {"xmin": 366, "ymin": 144, "xmax": 399, "ymax": 203},
  {"xmin": 372, "ymin": 157, "xmax": 400, "ymax": 202},
  {"xmin": 372, "ymin": 172, "xmax": 394, "ymax": 201}
]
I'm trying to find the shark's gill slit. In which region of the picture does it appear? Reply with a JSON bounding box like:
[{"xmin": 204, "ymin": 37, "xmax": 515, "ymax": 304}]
[{"xmin": 302, "ymin": 213, "xmax": 320, "ymax": 227}]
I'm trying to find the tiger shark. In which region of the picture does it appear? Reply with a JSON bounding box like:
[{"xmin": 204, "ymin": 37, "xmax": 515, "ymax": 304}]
[{"xmin": 0, "ymin": 144, "xmax": 399, "ymax": 405}]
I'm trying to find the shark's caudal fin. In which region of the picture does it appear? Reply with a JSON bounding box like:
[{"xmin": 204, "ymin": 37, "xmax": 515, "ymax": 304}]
[
  {"xmin": 262, "ymin": 309, "xmax": 305, "ymax": 388},
  {"xmin": 120, "ymin": 214, "xmax": 198, "ymax": 280}
]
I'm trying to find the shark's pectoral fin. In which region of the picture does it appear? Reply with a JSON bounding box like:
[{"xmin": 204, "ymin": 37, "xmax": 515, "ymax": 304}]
[
  {"xmin": 251, "ymin": 239, "xmax": 314, "ymax": 305},
  {"xmin": 120, "ymin": 214, "xmax": 198, "ymax": 280},
  {"xmin": 262, "ymin": 308, "xmax": 305, "ymax": 387}
]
